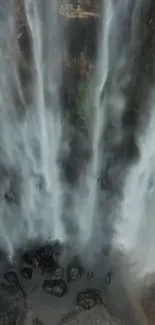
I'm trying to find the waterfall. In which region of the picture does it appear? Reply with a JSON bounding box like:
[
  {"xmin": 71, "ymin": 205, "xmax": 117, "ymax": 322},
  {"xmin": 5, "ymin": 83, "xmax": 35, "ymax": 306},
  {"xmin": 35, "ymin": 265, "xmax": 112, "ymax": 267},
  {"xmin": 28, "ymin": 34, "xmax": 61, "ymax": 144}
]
[
  {"xmin": 0, "ymin": 0, "xmax": 154, "ymax": 294},
  {"xmin": 0, "ymin": 0, "xmax": 67, "ymax": 256}
]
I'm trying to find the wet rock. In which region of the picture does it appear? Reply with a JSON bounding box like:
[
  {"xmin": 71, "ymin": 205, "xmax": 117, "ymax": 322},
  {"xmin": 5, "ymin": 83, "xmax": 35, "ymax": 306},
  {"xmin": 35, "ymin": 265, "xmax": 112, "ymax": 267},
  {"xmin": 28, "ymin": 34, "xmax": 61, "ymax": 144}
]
[
  {"xmin": 105, "ymin": 272, "xmax": 112, "ymax": 285},
  {"xmin": 86, "ymin": 272, "xmax": 95, "ymax": 279},
  {"xmin": 42, "ymin": 279, "xmax": 67, "ymax": 298},
  {"xmin": 50, "ymin": 267, "xmax": 64, "ymax": 281},
  {"xmin": 22, "ymin": 251, "xmax": 39, "ymax": 268},
  {"xmin": 76, "ymin": 288, "xmax": 102, "ymax": 310},
  {"xmin": 36, "ymin": 245, "xmax": 53, "ymax": 261},
  {"xmin": 21, "ymin": 267, "xmax": 33, "ymax": 280},
  {"xmin": 3, "ymin": 271, "xmax": 20, "ymax": 287},
  {"xmin": 36, "ymin": 245, "xmax": 55, "ymax": 274},
  {"xmin": 41, "ymin": 264, "xmax": 53, "ymax": 274},
  {"xmin": 66, "ymin": 257, "xmax": 83, "ymax": 283}
]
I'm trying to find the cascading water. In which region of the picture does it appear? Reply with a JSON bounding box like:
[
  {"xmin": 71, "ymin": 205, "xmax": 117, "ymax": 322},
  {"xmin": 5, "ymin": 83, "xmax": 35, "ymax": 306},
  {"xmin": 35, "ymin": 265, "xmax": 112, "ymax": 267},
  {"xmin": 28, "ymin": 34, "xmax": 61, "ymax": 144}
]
[
  {"xmin": 73, "ymin": 0, "xmax": 153, "ymax": 266},
  {"xmin": 24, "ymin": 0, "xmax": 66, "ymax": 242},
  {"xmin": 113, "ymin": 92, "xmax": 155, "ymax": 283},
  {"xmin": 108, "ymin": 0, "xmax": 155, "ymax": 286},
  {"xmin": 0, "ymin": 0, "xmax": 67, "ymax": 257},
  {"xmin": 74, "ymin": 0, "xmax": 134, "ymax": 248},
  {"xmin": 73, "ymin": 0, "xmax": 114, "ymax": 247}
]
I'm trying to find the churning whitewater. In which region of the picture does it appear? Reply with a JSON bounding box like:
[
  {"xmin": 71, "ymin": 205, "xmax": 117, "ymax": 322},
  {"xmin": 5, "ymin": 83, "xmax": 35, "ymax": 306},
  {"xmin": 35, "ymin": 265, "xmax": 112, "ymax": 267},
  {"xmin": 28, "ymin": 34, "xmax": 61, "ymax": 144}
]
[{"xmin": 0, "ymin": 0, "xmax": 155, "ymax": 286}]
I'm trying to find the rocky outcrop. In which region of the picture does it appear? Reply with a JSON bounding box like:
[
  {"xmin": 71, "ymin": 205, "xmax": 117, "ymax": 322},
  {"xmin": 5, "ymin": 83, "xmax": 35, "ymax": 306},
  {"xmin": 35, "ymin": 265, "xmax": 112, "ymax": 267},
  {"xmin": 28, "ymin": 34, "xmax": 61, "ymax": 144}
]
[
  {"xmin": 15, "ymin": 0, "xmax": 100, "ymax": 115},
  {"xmin": 59, "ymin": 0, "xmax": 100, "ymax": 15},
  {"xmin": 61, "ymin": 12, "xmax": 99, "ymax": 118},
  {"xmin": 58, "ymin": 305, "xmax": 124, "ymax": 325}
]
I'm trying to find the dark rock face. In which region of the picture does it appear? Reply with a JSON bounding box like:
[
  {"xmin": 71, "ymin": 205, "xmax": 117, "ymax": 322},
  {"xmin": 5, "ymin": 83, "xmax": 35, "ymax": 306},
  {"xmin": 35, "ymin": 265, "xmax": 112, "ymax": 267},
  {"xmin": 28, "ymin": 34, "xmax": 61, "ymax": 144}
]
[
  {"xmin": 42, "ymin": 279, "xmax": 67, "ymax": 298},
  {"xmin": 22, "ymin": 252, "xmax": 39, "ymax": 269},
  {"xmin": 21, "ymin": 267, "xmax": 33, "ymax": 280},
  {"xmin": 20, "ymin": 243, "xmax": 63, "ymax": 275},
  {"xmin": 76, "ymin": 288, "xmax": 102, "ymax": 310},
  {"xmin": 3, "ymin": 271, "xmax": 20, "ymax": 288},
  {"xmin": 36, "ymin": 246, "xmax": 53, "ymax": 261},
  {"xmin": 35, "ymin": 245, "xmax": 56, "ymax": 274},
  {"xmin": 61, "ymin": 15, "xmax": 99, "ymax": 124}
]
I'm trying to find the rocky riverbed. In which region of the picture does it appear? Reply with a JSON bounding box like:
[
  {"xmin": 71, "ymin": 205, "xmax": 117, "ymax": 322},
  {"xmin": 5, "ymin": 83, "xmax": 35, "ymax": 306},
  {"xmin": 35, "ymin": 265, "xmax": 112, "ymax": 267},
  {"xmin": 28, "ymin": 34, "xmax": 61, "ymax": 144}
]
[
  {"xmin": 0, "ymin": 243, "xmax": 123, "ymax": 325},
  {"xmin": 0, "ymin": 242, "xmax": 155, "ymax": 325}
]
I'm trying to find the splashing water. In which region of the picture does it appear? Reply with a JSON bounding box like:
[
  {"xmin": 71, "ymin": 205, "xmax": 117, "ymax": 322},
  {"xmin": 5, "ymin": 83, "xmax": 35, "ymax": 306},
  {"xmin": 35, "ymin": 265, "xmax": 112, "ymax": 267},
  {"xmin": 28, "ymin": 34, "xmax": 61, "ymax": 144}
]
[{"xmin": 113, "ymin": 92, "xmax": 155, "ymax": 283}]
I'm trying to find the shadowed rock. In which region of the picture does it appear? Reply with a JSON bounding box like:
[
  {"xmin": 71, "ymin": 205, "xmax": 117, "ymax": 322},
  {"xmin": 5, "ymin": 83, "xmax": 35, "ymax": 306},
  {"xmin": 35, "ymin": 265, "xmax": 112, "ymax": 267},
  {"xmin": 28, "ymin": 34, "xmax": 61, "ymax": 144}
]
[
  {"xmin": 21, "ymin": 267, "xmax": 33, "ymax": 280},
  {"xmin": 3, "ymin": 271, "xmax": 20, "ymax": 288},
  {"xmin": 76, "ymin": 288, "xmax": 102, "ymax": 310},
  {"xmin": 42, "ymin": 279, "xmax": 67, "ymax": 298}
]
